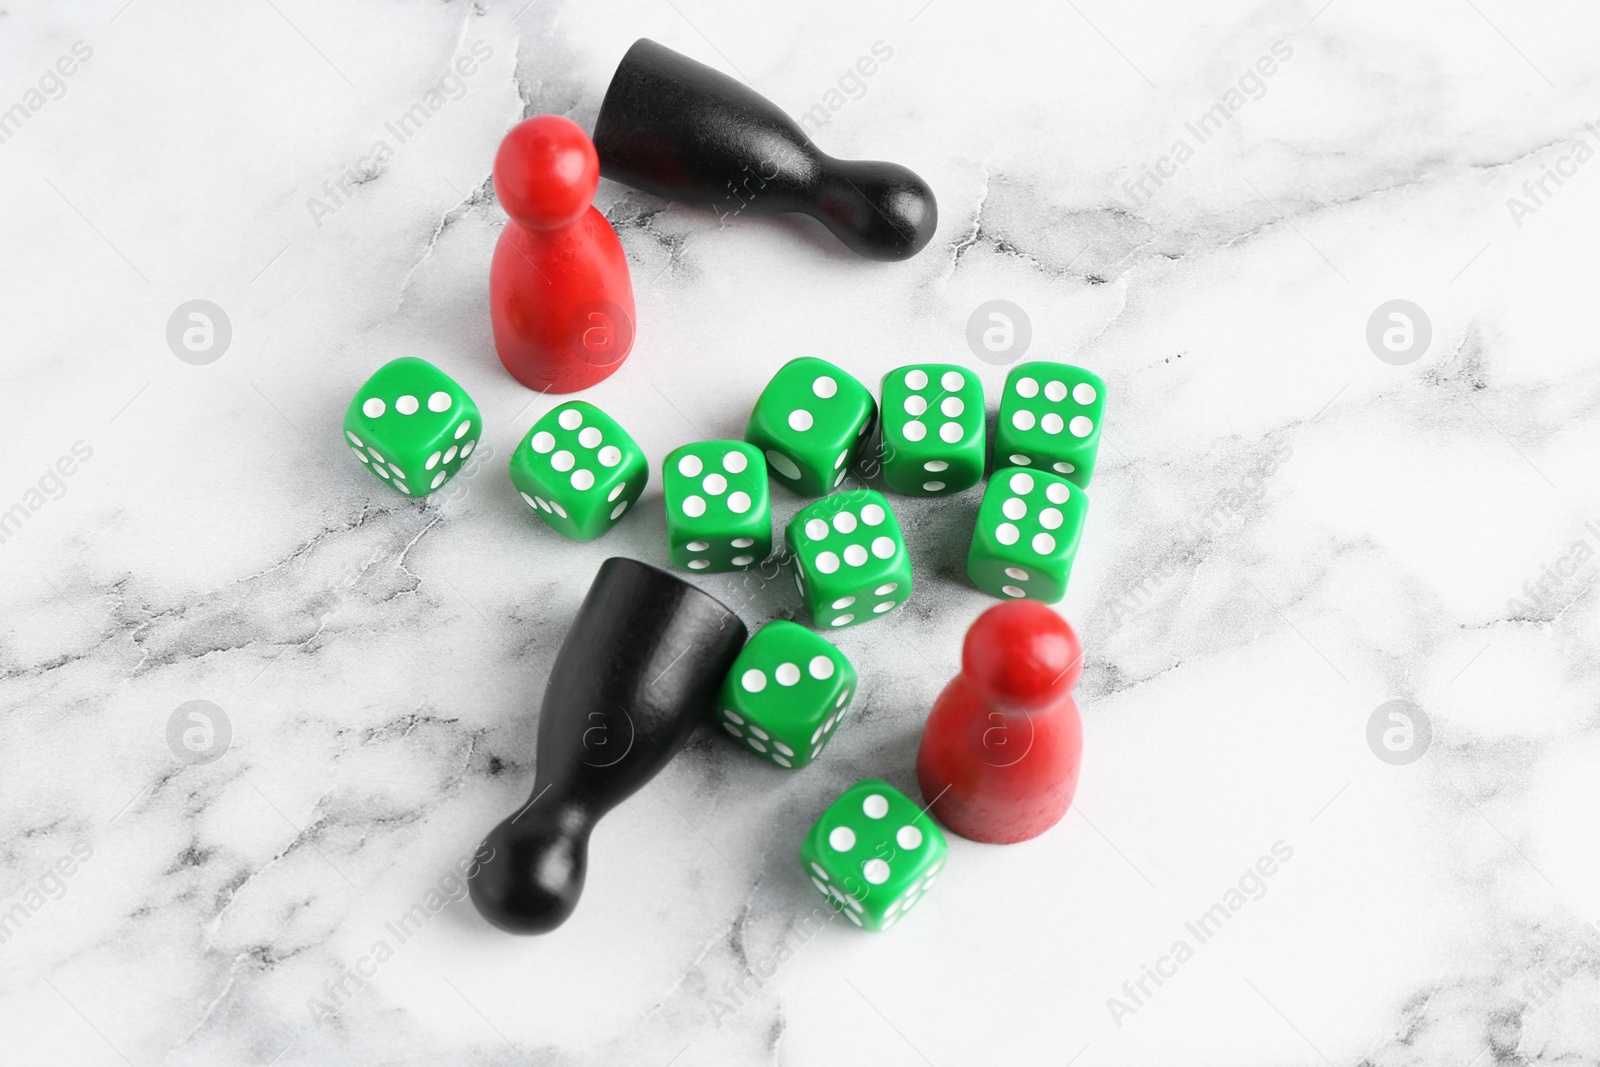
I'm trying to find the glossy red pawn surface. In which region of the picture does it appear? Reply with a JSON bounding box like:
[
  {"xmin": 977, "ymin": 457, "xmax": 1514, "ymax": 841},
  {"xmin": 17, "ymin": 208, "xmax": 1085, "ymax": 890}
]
[
  {"xmin": 489, "ymin": 115, "xmax": 636, "ymax": 394},
  {"xmin": 916, "ymin": 602, "xmax": 1084, "ymax": 844}
]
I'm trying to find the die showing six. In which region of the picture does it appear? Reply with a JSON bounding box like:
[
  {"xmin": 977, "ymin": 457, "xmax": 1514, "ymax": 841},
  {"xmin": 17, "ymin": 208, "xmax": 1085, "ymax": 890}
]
[
  {"xmin": 746, "ymin": 357, "xmax": 876, "ymax": 497},
  {"xmin": 994, "ymin": 361, "xmax": 1105, "ymax": 488},
  {"xmin": 786, "ymin": 489, "xmax": 913, "ymax": 629},
  {"xmin": 663, "ymin": 440, "xmax": 772, "ymax": 572},
  {"xmin": 344, "ymin": 357, "xmax": 482, "ymax": 497},
  {"xmin": 714, "ymin": 621, "xmax": 856, "ymax": 769},
  {"xmin": 968, "ymin": 468, "xmax": 1089, "ymax": 604},
  {"xmin": 800, "ymin": 778, "xmax": 947, "ymax": 931},
  {"xmin": 878, "ymin": 364, "xmax": 986, "ymax": 496},
  {"xmin": 510, "ymin": 401, "xmax": 648, "ymax": 541}
]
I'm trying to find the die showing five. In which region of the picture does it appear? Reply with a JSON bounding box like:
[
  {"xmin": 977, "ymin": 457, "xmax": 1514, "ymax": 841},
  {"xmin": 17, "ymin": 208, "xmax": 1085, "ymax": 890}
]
[
  {"xmin": 799, "ymin": 778, "xmax": 947, "ymax": 930},
  {"xmin": 662, "ymin": 441, "xmax": 771, "ymax": 571}
]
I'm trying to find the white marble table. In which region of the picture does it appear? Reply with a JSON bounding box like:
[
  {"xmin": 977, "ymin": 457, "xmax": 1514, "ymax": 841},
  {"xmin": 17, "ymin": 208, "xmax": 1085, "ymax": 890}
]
[{"xmin": 3, "ymin": 0, "xmax": 1598, "ymax": 1063}]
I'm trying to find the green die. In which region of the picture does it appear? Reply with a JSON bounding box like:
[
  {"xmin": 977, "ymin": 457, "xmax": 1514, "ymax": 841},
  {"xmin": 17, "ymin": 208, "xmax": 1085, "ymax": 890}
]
[
  {"xmin": 714, "ymin": 621, "xmax": 856, "ymax": 769},
  {"xmin": 509, "ymin": 401, "xmax": 647, "ymax": 541},
  {"xmin": 343, "ymin": 357, "xmax": 481, "ymax": 497},
  {"xmin": 879, "ymin": 364, "xmax": 986, "ymax": 496},
  {"xmin": 663, "ymin": 441, "xmax": 771, "ymax": 572},
  {"xmin": 745, "ymin": 357, "xmax": 876, "ymax": 496},
  {"xmin": 800, "ymin": 778, "xmax": 947, "ymax": 931},
  {"xmin": 994, "ymin": 362, "xmax": 1106, "ymax": 487},
  {"xmin": 786, "ymin": 490, "xmax": 912, "ymax": 628},
  {"xmin": 968, "ymin": 467, "xmax": 1089, "ymax": 603}
]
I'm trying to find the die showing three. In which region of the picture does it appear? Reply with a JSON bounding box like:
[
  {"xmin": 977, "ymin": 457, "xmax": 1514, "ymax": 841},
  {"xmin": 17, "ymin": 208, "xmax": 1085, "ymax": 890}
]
[
  {"xmin": 344, "ymin": 358, "xmax": 482, "ymax": 497},
  {"xmin": 714, "ymin": 621, "xmax": 856, "ymax": 768}
]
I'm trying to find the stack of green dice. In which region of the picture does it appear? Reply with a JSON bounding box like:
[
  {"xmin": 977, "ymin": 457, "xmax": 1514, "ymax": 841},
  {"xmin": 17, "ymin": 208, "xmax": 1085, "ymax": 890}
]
[
  {"xmin": 868, "ymin": 359, "xmax": 1103, "ymax": 605},
  {"xmin": 966, "ymin": 361, "xmax": 1103, "ymax": 602}
]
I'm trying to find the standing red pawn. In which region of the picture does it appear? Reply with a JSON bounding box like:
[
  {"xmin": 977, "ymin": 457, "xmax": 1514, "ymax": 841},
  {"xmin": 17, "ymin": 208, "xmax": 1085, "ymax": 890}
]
[
  {"xmin": 490, "ymin": 115, "xmax": 636, "ymax": 393},
  {"xmin": 916, "ymin": 602, "xmax": 1084, "ymax": 844}
]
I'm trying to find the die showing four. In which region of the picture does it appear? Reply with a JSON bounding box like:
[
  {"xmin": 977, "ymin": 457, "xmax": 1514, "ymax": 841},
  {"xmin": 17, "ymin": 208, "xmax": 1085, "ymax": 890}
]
[
  {"xmin": 800, "ymin": 778, "xmax": 947, "ymax": 930},
  {"xmin": 663, "ymin": 440, "xmax": 771, "ymax": 572},
  {"xmin": 786, "ymin": 489, "xmax": 913, "ymax": 629},
  {"xmin": 344, "ymin": 357, "xmax": 482, "ymax": 497},
  {"xmin": 968, "ymin": 467, "xmax": 1089, "ymax": 603},
  {"xmin": 746, "ymin": 357, "xmax": 877, "ymax": 496},
  {"xmin": 510, "ymin": 401, "xmax": 648, "ymax": 541},
  {"xmin": 994, "ymin": 361, "xmax": 1105, "ymax": 488},
  {"xmin": 715, "ymin": 621, "xmax": 856, "ymax": 768},
  {"xmin": 878, "ymin": 364, "xmax": 986, "ymax": 495}
]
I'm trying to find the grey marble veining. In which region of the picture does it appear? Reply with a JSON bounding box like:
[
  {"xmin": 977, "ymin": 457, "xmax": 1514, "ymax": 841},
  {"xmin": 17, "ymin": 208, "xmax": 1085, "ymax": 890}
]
[{"xmin": 2, "ymin": 0, "xmax": 1599, "ymax": 1064}]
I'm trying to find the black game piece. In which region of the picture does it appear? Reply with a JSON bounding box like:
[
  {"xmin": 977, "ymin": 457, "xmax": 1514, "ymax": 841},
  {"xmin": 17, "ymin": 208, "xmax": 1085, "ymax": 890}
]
[
  {"xmin": 593, "ymin": 38, "xmax": 938, "ymax": 261},
  {"xmin": 469, "ymin": 557, "xmax": 747, "ymax": 934}
]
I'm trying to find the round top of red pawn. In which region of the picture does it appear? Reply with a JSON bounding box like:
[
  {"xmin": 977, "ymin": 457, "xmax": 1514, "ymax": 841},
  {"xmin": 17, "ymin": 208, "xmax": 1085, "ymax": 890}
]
[
  {"xmin": 493, "ymin": 115, "xmax": 599, "ymax": 230},
  {"xmin": 962, "ymin": 601, "xmax": 1082, "ymax": 712}
]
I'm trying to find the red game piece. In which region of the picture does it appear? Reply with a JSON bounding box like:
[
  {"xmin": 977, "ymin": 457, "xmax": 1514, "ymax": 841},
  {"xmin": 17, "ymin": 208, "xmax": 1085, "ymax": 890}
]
[
  {"xmin": 489, "ymin": 115, "xmax": 636, "ymax": 394},
  {"xmin": 915, "ymin": 602, "xmax": 1084, "ymax": 844}
]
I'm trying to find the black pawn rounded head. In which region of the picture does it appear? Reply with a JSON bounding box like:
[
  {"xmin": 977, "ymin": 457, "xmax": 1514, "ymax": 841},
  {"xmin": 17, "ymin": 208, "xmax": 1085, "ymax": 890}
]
[
  {"xmin": 594, "ymin": 38, "xmax": 938, "ymax": 261},
  {"xmin": 817, "ymin": 160, "xmax": 938, "ymax": 261},
  {"xmin": 470, "ymin": 805, "xmax": 589, "ymax": 935}
]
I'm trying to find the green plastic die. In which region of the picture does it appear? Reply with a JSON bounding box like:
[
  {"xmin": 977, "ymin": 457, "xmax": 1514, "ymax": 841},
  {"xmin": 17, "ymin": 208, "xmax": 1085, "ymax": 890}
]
[
  {"xmin": 509, "ymin": 401, "xmax": 648, "ymax": 541},
  {"xmin": 800, "ymin": 778, "xmax": 947, "ymax": 931},
  {"xmin": 968, "ymin": 467, "xmax": 1089, "ymax": 603},
  {"xmin": 343, "ymin": 357, "xmax": 482, "ymax": 497},
  {"xmin": 786, "ymin": 489, "xmax": 912, "ymax": 629},
  {"xmin": 663, "ymin": 441, "xmax": 771, "ymax": 572},
  {"xmin": 745, "ymin": 357, "xmax": 876, "ymax": 496},
  {"xmin": 993, "ymin": 362, "xmax": 1106, "ymax": 488},
  {"xmin": 879, "ymin": 364, "xmax": 986, "ymax": 496},
  {"xmin": 714, "ymin": 621, "xmax": 856, "ymax": 769}
]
